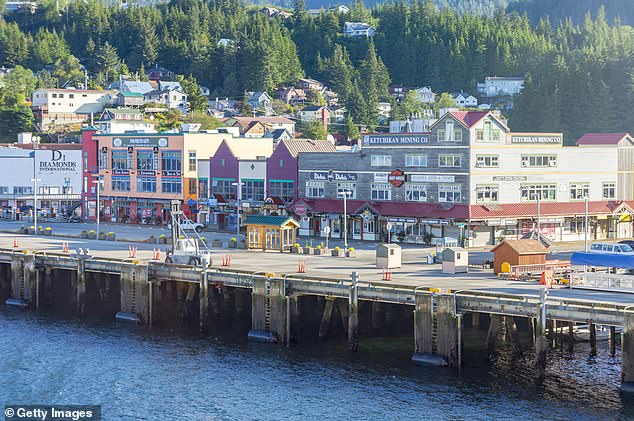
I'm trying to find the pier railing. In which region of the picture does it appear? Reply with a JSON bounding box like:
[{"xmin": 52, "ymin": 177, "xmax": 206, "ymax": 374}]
[{"xmin": 571, "ymin": 272, "xmax": 634, "ymax": 294}]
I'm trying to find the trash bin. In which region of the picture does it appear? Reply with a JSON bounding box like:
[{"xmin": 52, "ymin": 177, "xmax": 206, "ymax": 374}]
[{"xmin": 426, "ymin": 254, "xmax": 434, "ymax": 264}]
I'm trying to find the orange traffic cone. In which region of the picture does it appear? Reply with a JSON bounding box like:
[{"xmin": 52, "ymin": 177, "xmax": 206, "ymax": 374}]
[
  {"xmin": 63, "ymin": 242, "xmax": 69, "ymax": 253},
  {"xmin": 13, "ymin": 237, "xmax": 18, "ymax": 248}
]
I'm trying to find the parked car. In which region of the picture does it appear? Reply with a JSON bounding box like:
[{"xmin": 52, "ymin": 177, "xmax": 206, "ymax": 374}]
[
  {"xmin": 619, "ymin": 240, "xmax": 634, "ymax": 248},
  {"xmin": 179, "ymin": 220, "xmax": 205, "ymax": 232},
  {"xmin": 589, "ymin": 242, "xmax": 634, "ymax": 254}
]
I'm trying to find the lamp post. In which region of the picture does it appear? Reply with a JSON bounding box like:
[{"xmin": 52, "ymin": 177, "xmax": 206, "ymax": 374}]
[
  {"xmin": 338, "ymin": 190, "xmax": 351, "ymax": 249},
  {"xmin": 30, "ymin": 178, "xmax": 41, "ymax": 234},
  {"xmin": 584, "ymin": 195, "xmax": 589, "ymax": 252},
  {"xmin": 92, "ymin": 177, "xmax": 101, "ymax": 239},
  {"xmin": 232, "ymin": 182, "xmax": 244, "ymax": 239}
]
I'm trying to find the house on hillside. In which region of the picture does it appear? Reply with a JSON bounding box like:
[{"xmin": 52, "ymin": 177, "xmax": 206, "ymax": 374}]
[
  {"xmin": 247, "ymin": 91, "xmax": 273, "ymax": 115},
  {"xmin": 298, "ymin": 78, "xmax": 324, "ymax": 92},
  {"xmin": 377, "ymin": 102, "xmax": 392, "ymax": 123},
  {"xmin": 299, "ymin": 106, "xmax": 330, "ymax": 127},
  {"xmin": 389, "ymin": 84, "xmax": 409, "ymax": 102},
  {"xmin": 265, "ymin": 128, "xmax": 294, "ymax": 143},
  {"xmin": 275, "ymin": 87, "xmax": 306, "ymax": 105},
  {"xmin": 144, "ymin": 85, "xmax": 188, "ymax": 114},
  {"xmin": 94, "ymin": 108, "xmax": 155, "ymax": 134},
  {"xmin": 343, "ymin": 22, "xmax": 375, "ymax": 37},
  {"xmin": 414, "ymin": 87, "xmax": 436, "ymax": 104},
  {"xmin": 225, "ymin": 116, "xmax": 296, "ymax": 136},
  {"xmin": 147, "ymin": 65, "xmax": 176, "ymax": 81},
  {"xmin": 477, "ymin": 76, "xmax": 525, "ymax": 98},
  {"xmin": 117, "ymin": 91, "xmax": 145, "ymax": 107},
  {"xmin": 451, "ymin": 91, "xmax": 478, "ymax": 108}
]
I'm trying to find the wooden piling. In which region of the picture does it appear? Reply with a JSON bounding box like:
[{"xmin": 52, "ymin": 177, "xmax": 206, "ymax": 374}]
[
  {"xmin": 621, "ymin": 311, "xmax": 634, "ymax": 392},
  {"xmin": 568, "ymin": 322, "xmax": 575, "ymax": 354},
  {"xmin": 348, "ymin": 272, "xmax": 359, "ymax": 352},
  {"xmin": 318, "ymin": 298, "xmax": 335, "ymax": 340},
  {"xmin": 610, "ymin": 326, "xmax": 616, "ymax": 357},
  {"xmin": 413, "ymin": 293, "xmax": 433, "ymax": 356},
  {"xmin": 505, "ymin": 316, "xmax": 522, "ymax": 354},
  {"xmin": 471, "ymin": 312, "xmax": 480, "ymax": 329},
  {"xmin": 590, "ymin": 323, "xmax": 597, "ymax": 356},
  {"xmin": 535, "ymin": 289, "xmax": 548, "ymax": 379},
  {"xmin": 436, "ymin": 295, "xmax": 460, "ymax": 367},
  {"xmin": 484, "ymin": 314, "xmax": 502, "ymax": 359},
  {"xmin": 199, "ymin": 272, "xmax": 209, "ymax": 332}
]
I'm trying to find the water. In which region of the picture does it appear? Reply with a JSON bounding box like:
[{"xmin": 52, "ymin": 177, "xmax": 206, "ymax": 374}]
[{"xmin": 1, "ymin": 307, "xmax": 633, "ymax": 420}]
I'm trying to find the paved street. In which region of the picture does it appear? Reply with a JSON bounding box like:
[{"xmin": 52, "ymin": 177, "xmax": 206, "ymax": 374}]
[{"xmin": 3, "ymin": 231, "xmax": 633, "ymax": 305}]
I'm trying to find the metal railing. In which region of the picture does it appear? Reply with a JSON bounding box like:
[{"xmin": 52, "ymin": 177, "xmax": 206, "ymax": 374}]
[{"xmin": 571, "ymin": 272, "xmax": 634, "ymax": 293}]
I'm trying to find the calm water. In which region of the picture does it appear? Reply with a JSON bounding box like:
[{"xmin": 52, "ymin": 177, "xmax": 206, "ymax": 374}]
[{"xmin": 1, "ymin": 306, "xmax": 633, "ymax": 420}]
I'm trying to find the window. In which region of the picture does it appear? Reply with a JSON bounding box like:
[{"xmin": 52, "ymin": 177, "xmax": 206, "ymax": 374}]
[
  {"xmin": 439, "ymin": 154, "xmax": 461, "ymax": 167},
  {"xmin": 52, "ymin": 93, "xmax": 57, "ymax": 98},
  {"xmin": 161, "ymin": 151, "xmax": 182, "ymax": 172},
  {"xmin": 279, "ymin": 159, "xmax": 284, "ymax": 168},
  {"xmin": 371, "ymin": 155, "xmax": 392, "ymax": 167},
  {"xmin": 111, "ymin": 150, "xmax": 128, "ymax": 170},
  {"xmin": 520, "ymin": 184, "xmax": 557, "ymax": 201},
  {"xmin": 405, "ymin": 184, "xmax": 427, "ymax": 202},
  {"xmin": 112, "ymin": 177, "xmax": 131, "ymax": 191},
  {"xmin": 137, "ymin": 177, "xmax": 157, "ymax": 193},
  {"xmin": 371, "ymin": 183, "xmax": 392, "ymax": 201},
  {"xmin": 15, "ymin": 186, "xmax": 33, "ymax": 194},
  {"xmin": 161, "ymin": 178, "xmax": 182, "ymax": 193},
  {"xmin": 188, "ymin": 151, "xmax": 196, "ymax": 171},
  {"xmin": 337, "ymin": 182, "xmax": 356, "ymax": 199},
  {"xmin": 569, "ymin": 220, "xmax": 586, "ymax": 233},
  {"xmin": 243, "ymin": 180, "xmax": 265, "ymax": 201},
  {"xmin": 100, "ymin": 149, "xmax": 108, "ymax": 170},
  {"xmin": 136, "ymin": 150, "xmax": 153, "ymax": 170},
  {"xmin": 439, "ymin": 185, "xmax": 462, "ymax": 203},
  {"xmin": 213, "ymin": 179, "xmax": 235, "ymax": 198},
  {"xmin": 188, "ymin": 179, "xmax": 197, "ymax": 195},
  {"xmin": 521, "ymin": 155, "xmax": 557, "ymax": 167},
  {"xmin": 437, "ymin": 120, "xmax": 462, "ymax": 142},
  {"xmin": 436, "ymin": 129, "xmax": 445, "ymax": 142},
  {"xmin": 475, "ymin": 155, "xmax": 498, "ymax": 168},
  {"xmin": 199, "ymin": 179, "xmax": 209, "ymax": 199},
  {"xmin": 476, "ymin": 121, "xmax": 501, "ymax": 142},
  {"xmin": 269, "ymin": 180, "xmax": 294, "ymax": 203},
  {"xmin": 570, "ymin": 183, "xmax": 589, "ymax": 200},
  {"xmin": 603, "ymin": 183, "xmax": 616, "ymax": 199},
  {"xmin": 406, "ymin": 155, "xmax": 427, "ymax": 167},
  {"xmin": 59, "ymin": 93, "xmax": 64, "ymax": 98},
  {"xmin": 476, "ymin": 185, "xmax": 499, "ymax": 203},
  {"xmin": 69, "ymin": 94, "xmax": 74, "ymax": 99},
  {"xmin": 306, "ymin": 181, "xmax": 325, "ymax": 198}
]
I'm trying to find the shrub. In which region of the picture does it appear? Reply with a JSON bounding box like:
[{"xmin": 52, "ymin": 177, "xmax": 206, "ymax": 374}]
[
  {"xmin": 230, "ymin": 237, "xmax": 237, "ymax": 242},
  {"xmin": 108, "ymin": 232, "xmax": 115, "ymax": 236},
  {"xmin": 201, "ymin": 236, "xmax": 207, "ymax": 242},
  {"xmin": 316, "ymin": 245, "xmax": 322, "ymax": 249},
  {"xmin": 293, "ymin": 243, "xmax": 300, "ymax": 248},
  {"xmin": 81, "ymin": 230, "xmax": 87, "ymax": 234},
  {"xmin": 45, "ymin": 227, "xmax": 51, "ymax": 231},
  {"xmin": 159, "ymin": 234, "xmax": 166, "ymax": 238},
  {"xmin": 348, "ymin": 247, "xmax": 355, "ymax": 252},
  {"xmin": 89, "ymin": 230, "xmax": 95, "ymax": 234},
  {"xmin": 20, "ymin": 226, "xmax": 25, "ymax": 230},
  {"xmin": 334, "ymin": 246, "xmax": 340, "ymax": 251},
  {"xmin": 29, "ymin": 226, "xmax": 35, "ymax": 229}
]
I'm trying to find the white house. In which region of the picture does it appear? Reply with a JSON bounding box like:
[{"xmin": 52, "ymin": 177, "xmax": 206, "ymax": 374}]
[
  {"xmin": 451, "ymin": 91, "xmax": 478, "ymax": 108},
  {"xmin": 477, "ymin": 76, "xmax": 525, "ymax": 98},
  {"xmin": 389, "ymin": 118, "xmax": 437, "ymax": 133},
  {"xmin": 343, "ymin": 22, "xmax": 375, "ymax": 37},
  {"xmin": 31, "ymin": 88, "xmax": 117, "ymax": 130},
  {"xmin": 413, "ymin": 87, "xmax": 436, "ymax": 104},
  {"xmin": 144, "ymin": 87, "xmax": 188, "ymax": 114},
  {"xmin": 377, "ymin": 102, "xmax": 392, "ymax": 123},
  {"xmin": 94, "ymin": 108, "xmax": 156, "ymax": 134},
  {"xmin": 247, "ymin": 91, "xmax": 273, "ymax": 115}
]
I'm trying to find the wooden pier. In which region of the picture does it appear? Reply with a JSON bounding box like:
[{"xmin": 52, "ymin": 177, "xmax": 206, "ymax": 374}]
[{"xmin": 3, "ymin": 247, "xmax": 634, "ymax": 390}]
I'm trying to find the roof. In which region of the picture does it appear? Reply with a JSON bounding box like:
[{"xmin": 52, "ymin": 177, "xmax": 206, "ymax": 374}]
[
  {"xmin": 121, "ymin": 81, "xmax": 154, "ymax": 94},
  {"xmin": 575, "ymin": 133, "xmax": 631, "ymax": 146},
  {"xmin": 491, "ymin": 239, "xmax": 548, "ymax": 255},
  {"xmin": 222, "ymin": 138, "xmax": 274, "ymax": 160},
  {"xmin": 289, "ymin": 199, "xmax": 469, "ymax": 219},
  {"xmin": 280, "ymin": 139, "xmax": 336, "ymax": 157},
  {"xmin": 444, "ymin": 110, "xmax": 508, "ymax": 130},
  {"xmin": 484, "ymin": 76, "xmax": 524, "ymax": 81},
  {"xmin": 344, "ymin": 22, "xmax": 373, "ymax": 30},
  {"xmin": 301, "ymin": 105, "xmax": 327, "ymax": 112},
  {"xmin": 104, "ymin": 107, "xmax": 142, "ymax": 115},
  {"xmin": 269, "ymin": 128, "xmax": 290, "ymax": 139},
  {"xmin": 33, "ymin": 88, "xmax": 115, "ymax": 94},
  {"xmin": 298, "ymin": 78, "xmax": 323, "ymax": 85},
  {"xmin": 243, "ymin": 215, "xmax": 299, "ymax": 227},
  {"xmin": 230, "ymin": 117, "xmax": 295, "ymax": 125},
  {"xmin": 469, "ymin": 201, "xmax": 634, "ymax": 219},
  {"xmin": 119, "ymin": 91, "xmax": 144, "ymax": 97}
]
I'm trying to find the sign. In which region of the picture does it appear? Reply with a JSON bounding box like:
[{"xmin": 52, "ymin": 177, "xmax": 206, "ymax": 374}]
[
  {"xmin": 373, "ymin": 172, "xmax": 389, "ymax": 183},
  {"xmin": 361, "ymin": 209, "xmax": 374, "ymax": 221},
  {"xmin": 206, "ymin": 198, "xmax": 218, "ymax": 207},
  {"xmin": 112, "ymin": 169, "xmax": 130, "ymax": 175},
  {"xmin": 493, "ymin": 176, "xmax": 527, "ymax": 181},
  {"xmin": 388, "ymin": 217, "xmax": 417, "ymax": 223},
  {"xmin": 419, "ymin": 219, "xmax": 451, "ymax": 225},
  {"xmin": 388, "ymin": 169, "xmax": 406, "ymax": 188},
  {"xmin": 510, "ymin": 134, "xmax": 562, "ymax": 144},
  {"xmin": 162, "ymin": 170, "xmax": 182, "ymax": 177},
  {"xmin": 142, "ymin": 208, "xmax": 151, "ymax": 218},
  {"xmin": 38, "ymin": 150, "xmax": 78, "ymax": 173},
  {"xmin": 113, "ymin": 137, "xmax": 168, "ymax": 148},
  {"xmin": 309, "ymin": 171, "xmax": 358, "ymax": 182},
  {"xmin": 362, "ymin": 134, "xmax": 430, "ymax": 147},
  {"xmin": 323, "ymin": 226, "xmax": 331, "ymax": 235},
  {"xmin": 386, "ymin": 222, "xmax": 393, "ymax": 230},
  {"xmin": 187, "ymin": 198, "xmax": 196, "ymax": 207},
  {"xmin": 295, "ymin": 204, "xmax": 307, "ymax": 216},
  {"xmin": 138, "ymin": 170, "xmax": 156, "ymax": 176},
  {"xmin": 409, "ymin": 174, "xmax": 455, "ymax": 183}
]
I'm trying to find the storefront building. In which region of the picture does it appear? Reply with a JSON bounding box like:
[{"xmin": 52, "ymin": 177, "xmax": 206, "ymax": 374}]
[
  {"xmin": 290, "ymin": 110, "xmax": 634, "ymax": 245},
  {"xmin": 95, "ymin": 132, "xmax": 232, "ymax": 224}
]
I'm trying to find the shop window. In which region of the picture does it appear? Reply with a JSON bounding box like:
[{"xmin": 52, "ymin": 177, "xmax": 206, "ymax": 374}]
[
  {"xmin": 476, "ymin": 185, "xmax": 499, "ymax": 203},
  {"xmin": 161, "ymin": 178, "xmax": 182, "ymax": 193},
  {"xmin": 306, "ymin": 181, "xmax": 325, "ymax": 198},
  {"xmin": 137, "ymin": 150, "xmax": 153, "ymax": 170},
  {"xmin": 137, "ymin": 178, "xmax": 157, "ymax": 193},
  {"xmin": 112, "ymin": 177, "xmax": 131, "ymax": 191},
  {"xmin": 199, "ymin": 179, "xmax": 209, "ymax": 199},
  {"xmin": 161, "ymin": 151, "xmax": 182, "ymax": 171},
  {"xmin": 188, "ymin": 151, "xmax": 196, "ymax": 171},
  {"xmin": 270, "ymin": 180, "xmax": 294, "ymax": 203},
  {"xmin": 337, "ymin": 182, "xmax": 356, "ymax": 199},
  {"xmin": 520, "ymin": 184, "xmax": 557, "ymax": 201},
  {"xmin": 405, "ymin": 184, "xmax": 427, "ymax": 202},
  {"xmin": 243, "ymin": 180, "xmax": 265, "ymax": 201},
  {"xmin": 213, "ymin": 179, "xmax": 235, "ymax": 198},
  {"xmin": 570, "ymin": 183, "xmax": 589, "ymax": 200},
  {"xmin": 111, "ymin": 150, "xmax": 128, "ymax": 170},
  {"xmin": 438, "ymin": 185, "xmax": 461, "ymax": 203},
  {"xmin": 405, "ymin": 155, "xmax": 427, "ymax": 167},
  {"xmin": 603, "ymin": 183, "xmax": 615, "ymax": 199},
  {"xmin": 188, "ymin": 179, "xmax": 197, "ymax": 195},
  {"xmin": 439, "ymin": 154, "xmax": 461, "ymax": 167},
  {"xmin": 371, "ymin": 183, "xmax": 391, "ymax": 201},
  {"xmin": 371, "ymin": 155, "xmax": 392, "ymax": 167}
]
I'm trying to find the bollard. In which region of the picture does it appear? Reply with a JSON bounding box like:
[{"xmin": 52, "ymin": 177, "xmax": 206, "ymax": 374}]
[
  {"xmin": 129, "ymin": 246, "xmax": 137, "ymax": 258},
  {"xmin": 298, "ymin": 259, "xmax": 306, "ymax": 273},
  {"xmin": 153, "ymin": 248, "xmax": 160, "ymax": 260},
  {"xmin": 13, "ymin": 237, "xmax": 19, "ymax": 248},
  {"xmin": 63, "ymin": 242, "xmax": 69, "ymax": 253}
]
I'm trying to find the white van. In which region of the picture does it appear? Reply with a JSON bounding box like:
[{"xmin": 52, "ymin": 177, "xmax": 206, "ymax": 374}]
[{"xmin": 589, "ymin": 242, "xmax": 634, "ymax": 254}]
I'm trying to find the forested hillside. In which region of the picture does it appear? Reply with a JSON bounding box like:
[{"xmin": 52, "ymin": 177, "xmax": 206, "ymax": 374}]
[{"xmin": 0, "ymin": 0, "xmax": 633, "ymax": 142}]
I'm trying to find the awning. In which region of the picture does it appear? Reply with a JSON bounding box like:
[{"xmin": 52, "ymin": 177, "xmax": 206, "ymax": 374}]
[
  {"xmin": 570, "ymin": 252, "xmax": 634, "ymax": 269},
  {"xmin": 17, "ymin": 194, "xmax": 82, "ymax": 200}
]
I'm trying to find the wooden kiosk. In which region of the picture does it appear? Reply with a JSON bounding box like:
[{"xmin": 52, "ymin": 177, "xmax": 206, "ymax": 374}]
[
  {"xmin": 491, "ymin": 239, "xmax": 548, "ymax": 274},
  {"xmin": 244, "ymin": 215, "xmax": 299, "ymax": 251}
]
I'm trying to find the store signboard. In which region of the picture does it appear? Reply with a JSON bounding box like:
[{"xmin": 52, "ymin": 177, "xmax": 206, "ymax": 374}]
[
  {"xmin": 409, "ymin": 174, "xmax": 455, "ymax": 183},
  {"xmin": 362, "ymin": 134, "xmax": 430, "ymax": 147},
  {"xmin": 113, "ymin": 137, "xmax": 168, "ymax": 148}
]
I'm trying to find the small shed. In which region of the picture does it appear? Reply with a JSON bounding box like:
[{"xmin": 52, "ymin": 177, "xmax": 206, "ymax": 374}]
[
  {"xmin": 244, "ymin": 215, "xmax": 299, "ymax": 251},
  {"xmin": 491, "ymin": 239, "xmax": 548, "ymax": 274},
  {"xmin": 442, "ymin": 247, "xmax": 468, "ymax": 274},
  {"xmin": 376, "ymin": 243, "xmax": 401, "ymax": 269}
]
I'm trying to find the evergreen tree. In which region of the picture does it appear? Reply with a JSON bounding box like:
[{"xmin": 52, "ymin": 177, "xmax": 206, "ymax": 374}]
[
  {"xmin": 343, "ymin": 116, "xmax": 360, "ymax": 141},
  {"xmin": 95, "ymin": 42, "xmax": 120, "ymax": 83},
  {"xmin": 303, "ymin": 119, "xmax": 328, "ymax": 140}
]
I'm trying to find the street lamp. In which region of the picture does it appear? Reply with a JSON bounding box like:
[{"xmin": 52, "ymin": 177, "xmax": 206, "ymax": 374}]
[
  {"xmin": 232, "ymin": 181, "xmax": 244, "ymax": 239},
  {"xmin": 584, "ymin": 195, "xmax": 589, "ymax": 252},
  {"xmin": 30, "ymin": 178, "xmax": 41, "ymax": 235},
  {"xmin": 338, "ymin": 190, "xmax": 351, "ymax": 249},
  {"xmin": 92, "ymin": 177, "xmax": 102, "ymax": 239}
]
